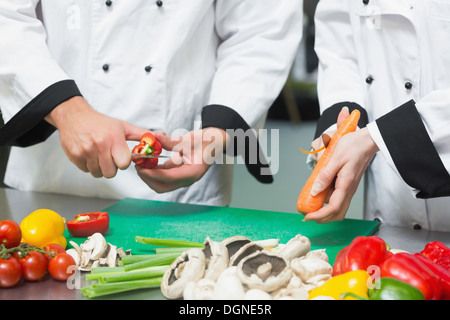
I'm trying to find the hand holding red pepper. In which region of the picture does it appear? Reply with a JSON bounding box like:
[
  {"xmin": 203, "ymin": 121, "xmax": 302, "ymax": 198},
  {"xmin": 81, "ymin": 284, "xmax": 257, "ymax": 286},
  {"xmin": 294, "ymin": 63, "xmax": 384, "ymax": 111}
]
[{"xmin": 136, "ymin": 128, "xmax": 228, "ymax": 193}]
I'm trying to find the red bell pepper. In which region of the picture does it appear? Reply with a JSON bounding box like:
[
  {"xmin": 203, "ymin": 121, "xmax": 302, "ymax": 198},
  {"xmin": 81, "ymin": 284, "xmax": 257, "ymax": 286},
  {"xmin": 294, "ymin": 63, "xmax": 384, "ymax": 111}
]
[
  {"xmin": 420, "ymin": 241, "xmax": 450, "ymax": 272},
  {"xmin": 380, "ymin": 252, "xmax": 442, "ymax": 300},
  {"xmin": 333, "ymin": 236, "xmax": 393, "ymax": 276},
  {"xmin": 131, "ymin": 132, "xmax": 162, "ymax": 169},
  {"xmin": 67, "ymin": 212, "xmax": 110, "ymax": 237},
  {"xmin": 414, "ymin": 253, "xmax": 450, "ymax": 300}
]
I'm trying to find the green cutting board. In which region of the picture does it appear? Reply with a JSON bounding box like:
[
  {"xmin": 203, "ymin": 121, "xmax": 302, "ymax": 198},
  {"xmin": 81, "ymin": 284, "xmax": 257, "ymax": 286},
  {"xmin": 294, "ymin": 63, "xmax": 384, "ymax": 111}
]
[{"xmin": 65, "ymin": 197, "xmax": 379, "ymax": 265}]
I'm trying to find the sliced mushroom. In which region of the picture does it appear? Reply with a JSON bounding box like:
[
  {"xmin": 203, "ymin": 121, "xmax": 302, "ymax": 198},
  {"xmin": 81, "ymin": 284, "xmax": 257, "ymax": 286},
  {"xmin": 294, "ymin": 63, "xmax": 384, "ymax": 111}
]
[
  {"xmin": 202, "ymin": 237, "xmax": 229, "ymax": 281},
  {"xmin": 229, "ymin": 242, "xmax": 263, "ymax": 266},
  {"xmin": 237, "ymin": 250, "xmax": 292, "ymax": 292},
  {"xmin": 290, "ymin": 257, "xmax": 333, "ymax": 282},
  {"xmin": 69, "ymin": 241, "xmax": 82, "ymax": 257},
  {"xmin": 66, "ymin": 248, "xmax": 80, "ymax": 267},
  {"xmin": 277, "ymin": 234, "xmax": 311, "ymax": 262},
  {"xmin": 106, "ymin": 244, "xmax": 117, "ymax": 267},
  {"xmin": 161, "ymin": 248, "xmax": 206, "ymax": 299},
  {"xmin": 90, "ymin": 233, "xmax": 108, "ymax": 260}
]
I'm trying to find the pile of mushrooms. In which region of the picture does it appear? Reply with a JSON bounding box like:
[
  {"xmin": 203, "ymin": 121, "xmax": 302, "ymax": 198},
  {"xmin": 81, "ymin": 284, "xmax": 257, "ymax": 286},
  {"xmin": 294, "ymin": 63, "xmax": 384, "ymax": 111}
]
[
  {"xmin": 160, "ymin": 234, "xmax": 333, "ymax": 300},
  {"xmin": 66, "ymin": 232, "xmax": 130, "ymax": 271}
]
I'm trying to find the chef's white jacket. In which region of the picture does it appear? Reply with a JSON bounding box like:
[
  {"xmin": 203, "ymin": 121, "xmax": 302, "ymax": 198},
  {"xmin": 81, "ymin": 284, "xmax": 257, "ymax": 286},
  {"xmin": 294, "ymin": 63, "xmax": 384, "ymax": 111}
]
[
  {"xmin": 0, "ymin": 0, "xmax": 303, "ymax": 206},
  {"xmin": 315, "ymin": 0, "xmax": 450, "ymax": 231}
]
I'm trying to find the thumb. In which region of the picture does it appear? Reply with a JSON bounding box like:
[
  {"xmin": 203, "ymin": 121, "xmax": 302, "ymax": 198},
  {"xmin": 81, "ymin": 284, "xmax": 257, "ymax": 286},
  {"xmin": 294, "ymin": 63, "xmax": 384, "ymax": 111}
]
[
  {"xmin": 154, "ymin": 132, "xmax": 183, "ymax": 152},
  {"xmin": 337, "ymin": 106, "xmax": 350, "ymax": 128},
  {"xmin": 122, "ymin": 121, "xmax": 149, "ymax": 142},
  {"xmin": 310, "ymin": 160, "xmax": 341, "ymax": 197}
]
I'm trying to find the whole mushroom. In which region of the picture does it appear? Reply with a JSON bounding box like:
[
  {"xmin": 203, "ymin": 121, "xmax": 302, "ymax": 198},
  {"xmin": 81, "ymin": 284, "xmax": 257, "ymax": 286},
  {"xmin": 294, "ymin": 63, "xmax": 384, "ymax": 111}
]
[
  {"xmin": 161, "ymin": 248, "xmax": 206, "ymax": 299},
  {"xmin": 237, "ymin": 250, "xmax": 292, "ymax": 293}
]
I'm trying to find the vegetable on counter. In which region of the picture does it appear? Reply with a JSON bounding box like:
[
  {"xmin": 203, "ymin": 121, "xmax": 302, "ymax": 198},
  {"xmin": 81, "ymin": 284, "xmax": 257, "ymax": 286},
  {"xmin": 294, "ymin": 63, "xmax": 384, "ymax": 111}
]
[
  {"xmin": 297, "ymin": 109, "xmax": 361, "ymax": 214},
  {"xmin": 307, "ymin": 270, "xmax": 370, "ymax": 300},
  {"xmin": 333, "ymin": 236, "xmax": 393, "ymax": 276},
  {"xmin": 420, "ymin": 241, "xmax": 450, "ymax": 273},
  {"xmin": 380, "ymin": 252, "xmax": 442, "ymax": 300},
  {"xmin": 413, "ymin": 252, "xmax": 450, "ymax": 300},
  {"xmin": 131, "ymin": 132, "xmax": 162, "ymax": 169},
  {"xmin": 0, "ymin": 220, "xmax": 22, "ymax": 249},
  {"xmin": 67, "ymin": 212, "xmax": 109, "ymax": 237},
  {"xmin": 341, "ymin": 277, "xmax": 425, "ymax": 300},
  {"xmin": 0, "ymin": 241, "xmax": 75, "ymax": 286},
  {"xmin": 20, "ymin": 209, "xmax": 67, "ymax": 249}
]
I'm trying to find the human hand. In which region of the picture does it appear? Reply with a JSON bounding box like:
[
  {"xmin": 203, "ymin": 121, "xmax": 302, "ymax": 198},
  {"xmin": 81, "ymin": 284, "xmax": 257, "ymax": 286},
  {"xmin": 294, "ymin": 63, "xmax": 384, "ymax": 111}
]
[
  {"xmin": 45, "ymin": 96, "xmax": 148, "ymax": 178},
  {"xmin": 135, "ymin": 128, "xmax": 229, "ymax": 193},
  {"xmin": 303, "ymin": 125, "xmax": 379, "ymax": 223}
]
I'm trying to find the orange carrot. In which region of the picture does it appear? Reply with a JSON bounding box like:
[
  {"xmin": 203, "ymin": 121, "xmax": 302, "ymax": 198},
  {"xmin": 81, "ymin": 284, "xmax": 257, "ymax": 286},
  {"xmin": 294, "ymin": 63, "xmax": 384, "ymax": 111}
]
[{"xmin": 297, "ymin": 109, "xmax": 361, "ymax": 214}]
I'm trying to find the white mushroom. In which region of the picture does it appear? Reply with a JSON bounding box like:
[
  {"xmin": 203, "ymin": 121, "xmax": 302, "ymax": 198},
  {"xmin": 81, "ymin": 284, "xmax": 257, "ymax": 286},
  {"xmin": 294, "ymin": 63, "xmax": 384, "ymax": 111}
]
[
  {"xmin": 277, "ymin": 234, "xmax": 311, "ymax": 262},
  {"xmin": 290, "ymin": 257, "xmax": 333, "ymax": 282},
  {"xmin": 244, "ymin": 289, "xmax": 272, "ymax": 300},
  {"xmin": 106, "ymin": 244, "xmax": 117, "ymax": 267},
  {"xmin": 212, "ymin": 272, "xmax": 245, "ymax": 300},
  {"xmin": 192, "ymin": 278, "xmax": 216, "ymax": 300},
  {"xmin": 273, "ymin": 287, "xmax": 309, "ymax": 300},
  {"xmin": 90, "ymin": 233, "xmax": 108, "ymax": 260},
  {"xmin": 221, "ymin": 236, "xmax": 251, "ymax": 262},
  {"xmin": 161, "ymin": 248, "xmax": 206, "ymax": 299},
  {"xmin": 229, "ymin": 242, "xmax": 263, "ymax": 266},
  {"xmin": 305, "ymin": 249, "xmax": 329, "ymax": 262},
  {"xmin": 202, "ymin": 237, "xmax": 229, "ymax": 281},
  {"xmin": 237, "ymin": 250, "xmax": 292, "ymax": 292},
  {"xmin": 66, "ymin": 248, "xmax": 80, "ymax": 267}
]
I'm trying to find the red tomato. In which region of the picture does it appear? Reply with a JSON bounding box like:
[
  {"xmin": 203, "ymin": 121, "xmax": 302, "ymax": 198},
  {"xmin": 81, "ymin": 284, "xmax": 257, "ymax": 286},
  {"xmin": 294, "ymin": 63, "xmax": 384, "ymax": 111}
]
[
  {"xmin": 18, "ymin": 251, "xmax": 48, "ymax": 281},
  {"xmin": 0, "ymin": 220, "xmax": 22, "ymax": 248},
  {"xmin": 0, "ymin": 256, "xmax": 22, "ymax": 288},
  {"xmin": 43, "ymin": 243, "xmax": 66, "ymax": 262},
  {"xmin": 48, "ymin": 253, "xmax": 76, "ymax": 281}
]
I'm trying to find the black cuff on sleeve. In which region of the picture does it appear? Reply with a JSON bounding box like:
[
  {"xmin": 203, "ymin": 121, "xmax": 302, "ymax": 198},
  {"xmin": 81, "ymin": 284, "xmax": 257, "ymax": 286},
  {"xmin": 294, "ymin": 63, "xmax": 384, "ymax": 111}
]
[
  {"xmin": 201, "ymin": 104, "xmax": 273, "ymax": 184},
  {"xmin": 0, "ymin": 80, "xmax": 81, "ymax": 147},
  {"xmin": 376, "ymin": 99, "xmax": 450, "ymax": 199},
  {"xmin": 314, "ymin": 102, "xmax": 369, "ymax": 139}
]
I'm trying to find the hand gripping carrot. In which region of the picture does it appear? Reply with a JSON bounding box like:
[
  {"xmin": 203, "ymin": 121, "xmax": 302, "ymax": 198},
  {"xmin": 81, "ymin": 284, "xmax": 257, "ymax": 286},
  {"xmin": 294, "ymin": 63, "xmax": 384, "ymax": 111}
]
[{"xmin": 297, "ymin": 109, "xmax": 361, "ymax": 214}]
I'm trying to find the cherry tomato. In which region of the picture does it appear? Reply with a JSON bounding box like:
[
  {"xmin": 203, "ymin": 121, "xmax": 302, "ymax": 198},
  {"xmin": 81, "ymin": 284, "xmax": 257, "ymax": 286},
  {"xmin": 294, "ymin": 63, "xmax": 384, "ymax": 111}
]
[
  {"xmin": 43, "ymin": 243, "xmax": 66, "ymax": 262},
  {"xmin": 18, "ymin": 251, "xmax": 48, "ymax": 281},
  {"xmin": 0, "ymin": 220, "xmax": 22, "ymax": 249},
  {"xmin": 48, "ymin": 253, "xmax": 76, "ymax": 281},
  {"xmin": 0, "ymin": 256, "xmax": 22, "ymax": 288}
]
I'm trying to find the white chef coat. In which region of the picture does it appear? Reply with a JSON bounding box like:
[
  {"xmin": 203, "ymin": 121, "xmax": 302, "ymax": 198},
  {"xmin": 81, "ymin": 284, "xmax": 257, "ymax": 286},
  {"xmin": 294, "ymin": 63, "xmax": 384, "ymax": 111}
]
[
  {"xmin": 0, "ymin": 0, "xmax": 303, "ymax": 206},
  {"xmin": 314, "ymin": 0, "xmax": 450, "ymax": 231}
]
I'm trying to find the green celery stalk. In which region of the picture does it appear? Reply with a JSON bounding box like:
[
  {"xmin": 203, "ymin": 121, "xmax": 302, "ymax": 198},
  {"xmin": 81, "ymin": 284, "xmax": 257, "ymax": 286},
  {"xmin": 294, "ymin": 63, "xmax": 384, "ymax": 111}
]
[
  {"xmin": 120, "ymin": 253, "xmax": 177, "ymax": 265},
  {"xmin": 124, "ymin": 252, "xmax": 179, "ymax": 272},
  {"xmin": 100, "ymin": 266, "xmax": 168, "ymax": 283},
  {"xmin": 135, "ymin": 236, "xmax": 204, "ymax": 248},
  {"xmin": 82, "ymin": 277, "xmax": 162, "ymax": 298}
]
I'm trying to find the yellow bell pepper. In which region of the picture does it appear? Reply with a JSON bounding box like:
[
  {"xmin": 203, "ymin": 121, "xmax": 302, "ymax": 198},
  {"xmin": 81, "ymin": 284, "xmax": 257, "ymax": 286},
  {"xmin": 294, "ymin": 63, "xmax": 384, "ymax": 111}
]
[
  {"xmin": 20, "ymin": 209, "xmax": 67, "ymax": 249},
  {"xmin": 308, "ymin": 270, "xmax": 370, "ymax": 300}
]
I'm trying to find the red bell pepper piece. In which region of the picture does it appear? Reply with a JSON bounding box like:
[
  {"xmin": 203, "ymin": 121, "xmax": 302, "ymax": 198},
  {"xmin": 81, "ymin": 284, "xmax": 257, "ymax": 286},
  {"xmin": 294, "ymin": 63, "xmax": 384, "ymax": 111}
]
[
  {"xmin": 67, "ymin": 212, "xmax": 110, "ymax": 237},
  {"xmin": 420, "ymin": 241, "xmax": 450, "ymax": 272},
  {"xmin": 131, "ymin": 132, "xmax": 162, "ymax": 169},
  {"xmin": 380, "ymin": 252, "xmax": 442, "ymax": 300},
  {"xmin": 333, "ymin": 236, "xmax": 393, "ymax": 276},
  {"xmin": 414, "ymin": 253, "xmax": 450, "ymax": 300}
]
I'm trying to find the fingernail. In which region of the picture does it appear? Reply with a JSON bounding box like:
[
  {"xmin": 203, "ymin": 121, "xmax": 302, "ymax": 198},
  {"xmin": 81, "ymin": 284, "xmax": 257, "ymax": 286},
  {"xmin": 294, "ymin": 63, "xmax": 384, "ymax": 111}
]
[
  {"xmin": 311, "ymin": 183, "xmax": 322, "ymax": 196},
  {"xmin": 342, "ymin": 106, "xmax": 349, "ymax": 113}
]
